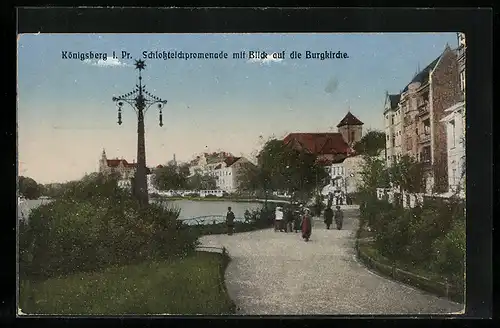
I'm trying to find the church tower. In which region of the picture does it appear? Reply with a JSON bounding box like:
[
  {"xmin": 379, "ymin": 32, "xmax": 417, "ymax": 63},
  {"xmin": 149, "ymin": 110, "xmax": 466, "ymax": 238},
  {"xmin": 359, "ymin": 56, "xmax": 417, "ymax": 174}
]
[
  {"xmin": 99, "ymin": 149, "xmax": 108, "ymax": 173},
  {"xmin": 337, "ymin": 111, "xmax": 364, "ymax": 146}
]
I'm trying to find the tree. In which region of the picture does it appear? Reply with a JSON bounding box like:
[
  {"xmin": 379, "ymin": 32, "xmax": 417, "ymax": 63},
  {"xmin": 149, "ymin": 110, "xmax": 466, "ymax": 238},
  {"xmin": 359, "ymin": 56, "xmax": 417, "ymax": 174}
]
[
  {"xmin": 388, "ymin": 155, "xmax": 425, "ymax": 194},
  {"xmin": 18, "ymin": 176, "xmax": 41, "ymax": 199},
  {"xmin": 354, "ymin": 130, "xmax": 386, "ymax": 156},
  {"xmin": 153, "ymin": 164, "xmax": 188, "ymax": 190},
  {"xmin": 239, "ymin": 138, "xmax": 328, "ymax": 203},
  {"xmin": 237, "ymin": 162, "xmax": 273, "ymax": 199},
  {"xmin": 358, "ymin": 155, "xmax": 391, "ymax": 195},
  {"xmin": 187, "ymin": 169, "xmax": 217, "ymax": 190}
]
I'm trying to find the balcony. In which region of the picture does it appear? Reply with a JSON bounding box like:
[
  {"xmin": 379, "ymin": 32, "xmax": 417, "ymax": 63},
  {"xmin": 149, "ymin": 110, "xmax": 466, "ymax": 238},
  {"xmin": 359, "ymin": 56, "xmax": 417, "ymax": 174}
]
[
  {"xmin": 418, "ymin": 105, "xmax": 429, "ymax": 117},
  {"xmin": 418, "ymin": 133, "xmax": 431, "ymax": 144}
]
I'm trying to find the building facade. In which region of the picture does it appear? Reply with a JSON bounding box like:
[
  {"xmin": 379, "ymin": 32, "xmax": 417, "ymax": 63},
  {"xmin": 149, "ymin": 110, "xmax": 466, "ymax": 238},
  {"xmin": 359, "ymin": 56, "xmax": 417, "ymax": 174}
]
[
  {"xmin": 384, "ymin": 45, "xmax": 461, "ymax": 193},
  {"xmin": 384, "ymin": 93, "xmax": 403, "ymax": 166},
  {"xmin": 214, "ymin": 156, "xmax": 253, "ymax": 193},
  {"xmin": 336, "ymin": 111, "xmax": 364, "ymax": 146},
  {"xmin": 440, "ymin": 33, "xmax": 466, "ymax": 196},
  {"xmin": 188, "ymin": 151, "xmax": 254, "ymax": 193},
  {"xmin": 99, "ymin": 149, "xmax": 136, "ymax": 180},
  {"xmin": 188, "ymin": 151, "xmax": 233, "ymax": 177}
]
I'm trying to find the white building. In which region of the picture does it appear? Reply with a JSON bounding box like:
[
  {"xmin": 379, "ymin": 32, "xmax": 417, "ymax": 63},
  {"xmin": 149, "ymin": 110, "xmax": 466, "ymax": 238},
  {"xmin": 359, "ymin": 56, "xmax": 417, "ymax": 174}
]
[
  {"xmin": 441, "ymin": 101, "xmax": 465, "ymax": 196},
  {"xmin": 342, "ymin": 155, "xmax": 367, "ymax": 194},
  {"xmin": 214, "ymin": 156, "xmax": 253, "ymax": 193},
  {"xmin": 188, "ymin": 152, "xmax": 232, "ymax": 177}
]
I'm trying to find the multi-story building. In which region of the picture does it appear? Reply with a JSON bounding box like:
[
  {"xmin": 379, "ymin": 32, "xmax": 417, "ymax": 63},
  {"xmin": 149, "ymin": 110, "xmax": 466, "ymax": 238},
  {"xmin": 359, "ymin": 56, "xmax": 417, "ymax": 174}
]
[
  {"xmin": 383, "ymin": 93, "xmax": 403, "ymax": 166},
  {"xmin": 440, "ymin": 33, "xmax": 466, "ymax": 196},
  {"xmin": 384, "ymin": 44, "xmax": 461, "ymax": 193},
  {"xmin": 99, "ymin": 149, "xmax": 136, "ymax": 180},
  {"xmin": 188, "ymin": 151, "xmax": 254, "ymax": 193},
  {"xmin": 188, "ymin": 151, "xmax": 233, "ymax": 176},
  {"xmin": 213, "ymin": 156, "xmax": 254, "ymax": 193}
]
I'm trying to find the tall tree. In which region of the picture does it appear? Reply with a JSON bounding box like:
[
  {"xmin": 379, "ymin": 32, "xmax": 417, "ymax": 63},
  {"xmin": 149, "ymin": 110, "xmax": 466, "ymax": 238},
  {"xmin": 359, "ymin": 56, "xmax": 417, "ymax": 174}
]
[
  {"xmin": 18, "ymin": 176, "xmax": 41, "ymax": 199},
  {"xmin": 239, "ymin": 138, "xmax": 328, "ymax": 203},
  {"xmin": 354, "ymin": 130, "xmax": 386, "ymax": 156},
  {"xmin": 153, "ymin": 164, "xmax": 188, "ymax": 190},
  {"xmin": 187, "ymin": 169, "xmax": 217, "ymax": 190},
  {"xmin": 388, "ymin": 155, "xmax": 425, "ymax": 194}
]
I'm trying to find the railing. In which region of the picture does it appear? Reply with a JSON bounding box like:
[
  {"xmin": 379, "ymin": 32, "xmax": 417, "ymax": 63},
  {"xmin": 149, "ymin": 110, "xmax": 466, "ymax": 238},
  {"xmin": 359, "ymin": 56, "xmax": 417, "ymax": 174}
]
[
  {"xmin": 418, "ymin": 105, "xmax": 429, "ymax": 117},
  {"xmin": 418, "ymin": 133, "xmax": 431, "ymax": 143},
  {"xmin": 181, "ymin": 215, "xmax": 250, "ymax": 226}
]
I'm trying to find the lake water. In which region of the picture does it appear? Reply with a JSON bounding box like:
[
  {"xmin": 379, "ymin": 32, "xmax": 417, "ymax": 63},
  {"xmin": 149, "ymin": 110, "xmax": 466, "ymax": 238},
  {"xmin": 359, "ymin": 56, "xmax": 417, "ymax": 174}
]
[
  {"xmin": 17, "ymin": 198, "xmax": 262, "ymax": 223},
  {"xmin": 166, "ymin": 199, "xmax": 262, "ymax": 221}
]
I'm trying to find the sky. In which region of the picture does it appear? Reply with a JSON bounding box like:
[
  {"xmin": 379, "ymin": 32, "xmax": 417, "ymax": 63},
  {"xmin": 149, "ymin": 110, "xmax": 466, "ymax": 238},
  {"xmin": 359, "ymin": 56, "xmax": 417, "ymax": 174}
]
[{"xmin": 17, "ymin": 32, "xmax": 459, "ymax": 184}]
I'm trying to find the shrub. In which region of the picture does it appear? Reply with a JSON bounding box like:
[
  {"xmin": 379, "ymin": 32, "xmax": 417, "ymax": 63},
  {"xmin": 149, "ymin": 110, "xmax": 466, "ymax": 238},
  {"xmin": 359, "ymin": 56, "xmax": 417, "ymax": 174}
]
[
  {"xmin": 19, "ymin": 174, "xmax": 199, "ymax": 281},
  {"xmin": 431, "ymin": 217, "xmax": 466, "ymax": 285}
]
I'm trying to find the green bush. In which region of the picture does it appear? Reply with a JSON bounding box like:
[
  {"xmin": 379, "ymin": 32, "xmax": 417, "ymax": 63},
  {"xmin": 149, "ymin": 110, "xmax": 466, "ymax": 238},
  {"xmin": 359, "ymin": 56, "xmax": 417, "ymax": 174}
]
[
  {"xmin": 431, "ymin": 218, "xmax": 466, "ymax": 285},
  {"xmin": 358, "ymin": 190, "xmax": 465, "ymax": 287},
  {"xmin": 19, "ymin": 173, "xmax": 199, "ymax": 281}
]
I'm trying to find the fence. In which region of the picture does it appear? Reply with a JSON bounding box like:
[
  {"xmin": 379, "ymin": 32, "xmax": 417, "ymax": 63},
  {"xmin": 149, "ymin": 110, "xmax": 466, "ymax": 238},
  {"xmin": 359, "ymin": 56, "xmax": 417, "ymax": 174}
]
[{"xmin": 181, "ymin": 215, "xmax": 250, "ymax": 226}]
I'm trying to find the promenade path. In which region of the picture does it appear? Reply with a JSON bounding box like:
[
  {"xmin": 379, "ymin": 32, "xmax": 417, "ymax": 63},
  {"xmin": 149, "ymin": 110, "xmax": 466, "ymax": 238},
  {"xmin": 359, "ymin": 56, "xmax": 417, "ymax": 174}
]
[{"xmin": 199, "ymin": 209, "xmax": 464, "ymax": 315}]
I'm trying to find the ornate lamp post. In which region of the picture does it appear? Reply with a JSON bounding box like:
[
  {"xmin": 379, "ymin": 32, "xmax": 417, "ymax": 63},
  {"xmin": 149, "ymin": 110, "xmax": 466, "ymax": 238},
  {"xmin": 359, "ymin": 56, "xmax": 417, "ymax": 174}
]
[{"xmin": 112, "ymin": 59, "xmax": 167, "ymax": 207}]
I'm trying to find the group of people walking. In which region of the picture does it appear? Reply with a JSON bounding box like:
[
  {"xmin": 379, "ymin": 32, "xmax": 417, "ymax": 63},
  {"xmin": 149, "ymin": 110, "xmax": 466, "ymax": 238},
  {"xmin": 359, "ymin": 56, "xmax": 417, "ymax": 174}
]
[
  {"xmin": 225, "ymin": 203, "xmax": 344, "ymax": 242},
  {"xmin": 274, "ymin": 204, "xmax": 344, "ymax": 242}
]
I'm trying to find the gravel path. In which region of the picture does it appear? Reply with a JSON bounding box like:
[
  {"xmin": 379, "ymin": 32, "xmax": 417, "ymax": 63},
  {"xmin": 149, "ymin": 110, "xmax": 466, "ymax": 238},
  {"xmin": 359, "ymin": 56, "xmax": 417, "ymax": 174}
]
[{"xmin": 199, "ymin": 209, "xmax": 464, "ymax": 315}]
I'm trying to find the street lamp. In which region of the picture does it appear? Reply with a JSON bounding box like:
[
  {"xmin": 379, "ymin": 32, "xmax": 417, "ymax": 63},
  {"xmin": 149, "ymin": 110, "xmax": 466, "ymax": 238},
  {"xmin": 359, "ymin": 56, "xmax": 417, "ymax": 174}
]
[{"xmin": 112, "ymin": 59, "xmax": 168, "ymax": 208}]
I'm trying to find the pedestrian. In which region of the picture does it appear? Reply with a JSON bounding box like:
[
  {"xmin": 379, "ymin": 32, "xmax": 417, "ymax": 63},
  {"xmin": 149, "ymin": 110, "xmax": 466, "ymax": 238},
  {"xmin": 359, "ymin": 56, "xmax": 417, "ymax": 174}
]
[
  {"xmin": 301, "ymin": 207, "xmax": 312, "ymax": 242},
  {"xmin": 323, "ymin": 205, "xmax": 334, "ymax": 229},
  {"xmin": 334, "ymin": 205, "xmax": 344, "ymax": 230},
  {"xmin": 274, "ymin": 206, "xmax": 284, "ymax": 232},
  {"xmin": 226, "ymin": 206, "xmax": 235, "ymax": 235}
]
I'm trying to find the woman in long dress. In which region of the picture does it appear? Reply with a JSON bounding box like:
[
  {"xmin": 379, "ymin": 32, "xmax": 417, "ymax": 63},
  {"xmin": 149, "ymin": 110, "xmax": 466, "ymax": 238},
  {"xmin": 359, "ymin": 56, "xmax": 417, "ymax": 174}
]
[{"xmin": 301, "ymin": 208, "xmax": 312, "ymax": 242}]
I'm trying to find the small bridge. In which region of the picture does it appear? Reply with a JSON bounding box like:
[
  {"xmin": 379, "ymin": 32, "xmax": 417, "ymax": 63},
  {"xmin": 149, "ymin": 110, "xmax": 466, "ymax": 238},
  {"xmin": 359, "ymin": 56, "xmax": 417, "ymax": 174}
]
[{"xmin": 181, "ymin": 215, "xmax": 250, "ymax": 226}]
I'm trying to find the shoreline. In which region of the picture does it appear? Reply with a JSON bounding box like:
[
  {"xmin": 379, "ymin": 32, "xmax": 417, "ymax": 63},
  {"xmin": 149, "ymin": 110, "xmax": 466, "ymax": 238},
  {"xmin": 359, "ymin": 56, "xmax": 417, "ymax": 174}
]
[{"xmin": 151, "ymin": 196, "xmax": 291, "ymax": 203}]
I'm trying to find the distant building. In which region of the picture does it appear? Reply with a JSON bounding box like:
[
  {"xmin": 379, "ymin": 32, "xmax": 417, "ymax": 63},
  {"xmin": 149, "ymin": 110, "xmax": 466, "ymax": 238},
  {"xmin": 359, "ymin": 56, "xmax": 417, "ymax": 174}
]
[
  {"xmin": 167, "ymin": 154, "xmax": 177, "ymax": 167},
  {"xmin": 283, "ymin": 112, "xmax": 362, "ymax": 166},
  {"xmin": 187, "ymin": 151, "xmax": 254, "ymax": 193},
  {"xmin": 336, "ymin": 111, "xmax": 364, "ymax": 146},
  {"xmin": 99, "ymin": 149, "xmax": 136, "ymax": 180},
  {"xmin": 188, "ymin": 151, "xmax": 233, "ymax": 177},
  {"xmin": 213, "ymin": 156, "xmax": 254, "ymax": 193}
]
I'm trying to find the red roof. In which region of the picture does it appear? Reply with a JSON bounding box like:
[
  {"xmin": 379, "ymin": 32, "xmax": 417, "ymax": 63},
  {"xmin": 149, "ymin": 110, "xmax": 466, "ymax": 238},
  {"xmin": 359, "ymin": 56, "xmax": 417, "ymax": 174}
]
[
  {"xmin": 106, "ymin": 159, "xmax": 136, "ymax": 168},
  {"xmin": 283, "ymin": 133, "xmax": 352, "ymax": 155},
  {"xmin": 156, "ymin": 165, "xmax": 164, "ymax": 169},
  {"xmin": 337, "ymin": 111, "xmax": 364, "ymax": 127}
]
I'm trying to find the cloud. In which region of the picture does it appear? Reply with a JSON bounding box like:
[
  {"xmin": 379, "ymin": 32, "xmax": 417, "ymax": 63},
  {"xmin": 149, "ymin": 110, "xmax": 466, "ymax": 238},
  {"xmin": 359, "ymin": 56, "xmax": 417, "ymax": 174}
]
[
  {"xmin": 247, "ymin": 52, "xmax": 284, "ymax": 65},
  {"xmin": 324, "ymin": 77, "xmax": 339, "ymax": 94},
  {"xmin": 84, "ymin": 57, "xmax": 131, "ymax": 67}
]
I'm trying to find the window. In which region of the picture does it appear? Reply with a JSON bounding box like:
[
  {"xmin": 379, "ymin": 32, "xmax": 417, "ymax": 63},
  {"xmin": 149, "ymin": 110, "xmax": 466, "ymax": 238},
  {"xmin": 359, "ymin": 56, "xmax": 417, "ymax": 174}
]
[
  {"xmin": 391, "ymin": 116, "xmax": 394, "ymax": 125},
  {"xmin": 416, "ymin": 128, "xmax": 419, "ymax": 136},
  {"xmin": 450, "ymin": 120, "xmax": 456, "ymax": 148},
  {"xmin": 351, "ymin": 131, "xmax": 355, "ymax": 142},
  {"xmin": 406, "ymin": 138, "xmax": 412, "ymax": 150},
  {"xmin": 460, "ymin": 71, "xmax": 466, "ymax": 92}
]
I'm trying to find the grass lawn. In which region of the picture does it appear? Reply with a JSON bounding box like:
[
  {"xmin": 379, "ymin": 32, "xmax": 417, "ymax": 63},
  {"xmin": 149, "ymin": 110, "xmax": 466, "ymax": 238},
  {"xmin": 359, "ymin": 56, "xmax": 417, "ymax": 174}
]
[{"xmin": 19, "ymin": 252, "xmax": 235, "ymax": 315}]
